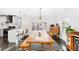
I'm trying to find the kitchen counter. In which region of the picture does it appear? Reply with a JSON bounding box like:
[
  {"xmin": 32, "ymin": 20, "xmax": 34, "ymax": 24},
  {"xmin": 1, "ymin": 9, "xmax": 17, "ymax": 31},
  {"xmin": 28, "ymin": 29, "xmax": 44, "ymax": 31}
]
[{"xmin": 0, "ymin": 26, "xmax": 8, "ymax": 29}]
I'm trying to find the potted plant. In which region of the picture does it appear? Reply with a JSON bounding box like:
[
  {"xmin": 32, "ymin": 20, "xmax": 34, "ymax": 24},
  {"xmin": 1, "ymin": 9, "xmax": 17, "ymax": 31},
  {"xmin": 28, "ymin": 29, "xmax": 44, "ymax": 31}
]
[{"xmin": 66, "ymin": 26, "xmax": 75, "ymax": 35}]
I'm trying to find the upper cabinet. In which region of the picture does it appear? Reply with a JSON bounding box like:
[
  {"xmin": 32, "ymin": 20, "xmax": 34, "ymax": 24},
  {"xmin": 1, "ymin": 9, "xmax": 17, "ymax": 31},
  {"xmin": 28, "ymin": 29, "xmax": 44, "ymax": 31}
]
[
  {"xmin": 6, "ymin": 15, "xmax": 13, "ymax": 23},
  {"xmin": 0, "ymin": 15, "xmax": 19, "ymax": 29},
  {"xmin": 0, "ymin": 15, "xmax": 14, "ymax": 24}
]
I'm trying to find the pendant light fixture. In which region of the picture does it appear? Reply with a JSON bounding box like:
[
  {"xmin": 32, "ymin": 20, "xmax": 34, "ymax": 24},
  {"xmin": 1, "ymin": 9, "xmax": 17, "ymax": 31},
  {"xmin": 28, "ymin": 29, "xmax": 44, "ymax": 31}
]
[
  {"xmin": 40, "ymin": 8, "xmax": 41, "ymax": 19},
  {"xmin": 38, "ymin": 8, "xmax": 42, "ymax": 21}
]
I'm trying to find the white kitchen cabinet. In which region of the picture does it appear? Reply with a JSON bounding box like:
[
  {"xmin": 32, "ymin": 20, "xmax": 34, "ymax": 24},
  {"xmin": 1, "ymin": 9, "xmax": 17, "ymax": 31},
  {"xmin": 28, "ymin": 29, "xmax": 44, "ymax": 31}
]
[
  {"xmin": 8, "ymin": 29, "xmax": 16, "ymax": 43},
  {"xmin": 8, "ymin": 29, "xmax": 24, "ymax": 47}
]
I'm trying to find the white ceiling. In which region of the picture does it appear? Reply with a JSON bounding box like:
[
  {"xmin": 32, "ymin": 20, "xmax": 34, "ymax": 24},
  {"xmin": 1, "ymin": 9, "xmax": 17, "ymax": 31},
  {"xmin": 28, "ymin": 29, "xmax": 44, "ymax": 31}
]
[{"xmin": 0, "ymin": 8, "xmax": 79, "ymax": 18}]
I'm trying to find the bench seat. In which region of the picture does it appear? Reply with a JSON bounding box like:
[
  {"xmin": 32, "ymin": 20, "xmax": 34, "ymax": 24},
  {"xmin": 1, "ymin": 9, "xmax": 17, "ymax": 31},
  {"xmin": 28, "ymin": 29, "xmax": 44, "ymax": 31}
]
[{"xmin": 19, "ymin": 39, "xmax": 30, "ymax": 49}]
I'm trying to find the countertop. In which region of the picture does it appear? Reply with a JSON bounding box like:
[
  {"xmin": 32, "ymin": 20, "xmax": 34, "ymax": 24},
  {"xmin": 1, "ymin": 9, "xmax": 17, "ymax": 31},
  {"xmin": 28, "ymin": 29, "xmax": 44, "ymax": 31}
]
[{"xmin": 0, "ymin": 26, "xmax": 8, "ymax": 29}]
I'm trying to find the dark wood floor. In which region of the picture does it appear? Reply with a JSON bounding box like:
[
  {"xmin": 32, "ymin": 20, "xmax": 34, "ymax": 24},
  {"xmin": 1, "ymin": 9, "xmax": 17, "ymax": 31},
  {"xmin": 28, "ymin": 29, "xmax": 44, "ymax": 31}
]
[{"xmin": 0, "ymin": 37, "xmax": 8, "ymax": 50}]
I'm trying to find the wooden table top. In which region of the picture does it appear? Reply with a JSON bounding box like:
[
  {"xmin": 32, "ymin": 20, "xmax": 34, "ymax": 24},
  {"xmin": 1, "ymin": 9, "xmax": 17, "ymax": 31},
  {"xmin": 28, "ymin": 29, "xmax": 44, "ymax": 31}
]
[{"xmin": 25, "ymin": 35, "xmax": 55, "ymax": 43}]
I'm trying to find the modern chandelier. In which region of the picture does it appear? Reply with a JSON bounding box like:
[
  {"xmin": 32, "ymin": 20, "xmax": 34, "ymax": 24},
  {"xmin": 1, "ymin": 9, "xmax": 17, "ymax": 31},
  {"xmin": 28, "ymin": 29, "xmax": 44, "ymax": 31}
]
[{"xmin": 38, "ymin": 8, "xmax": 42, "ymax": 21}]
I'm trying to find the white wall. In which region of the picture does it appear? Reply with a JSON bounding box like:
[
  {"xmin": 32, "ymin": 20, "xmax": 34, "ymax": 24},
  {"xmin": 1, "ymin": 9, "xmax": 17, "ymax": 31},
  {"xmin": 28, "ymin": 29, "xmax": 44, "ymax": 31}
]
[
  {"xmin": 68, "ymin": 16, "xmax": 79, "ymax": 31},
  {"xmin": 0, "ymin": 8, "xmax": 63, "ymax": 30},
  {"xmin": 0, "ymin": 16, "xmax": 6, "ymax": 23},
  {"xmin": 0, "ymin": 8, "xmax": 79, "ymax": 32},
  {"xmin": 59, "ymin": 8, "xmax": 79, "ymax": 31}
]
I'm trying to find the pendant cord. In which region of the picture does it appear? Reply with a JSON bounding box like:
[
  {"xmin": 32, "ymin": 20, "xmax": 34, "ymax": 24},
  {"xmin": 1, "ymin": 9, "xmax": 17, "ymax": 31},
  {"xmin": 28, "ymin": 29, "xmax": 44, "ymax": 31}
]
[{"xmin": 40, "ymin": 8, "xmax": 41, "ymax": 19}]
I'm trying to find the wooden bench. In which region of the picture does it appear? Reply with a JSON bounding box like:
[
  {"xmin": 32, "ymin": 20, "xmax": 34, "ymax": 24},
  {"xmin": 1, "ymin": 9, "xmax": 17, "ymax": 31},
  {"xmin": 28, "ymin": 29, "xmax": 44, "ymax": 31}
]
[{"xmin": 19, "ymin": 39, "xmax": 30, "ymax": 50}]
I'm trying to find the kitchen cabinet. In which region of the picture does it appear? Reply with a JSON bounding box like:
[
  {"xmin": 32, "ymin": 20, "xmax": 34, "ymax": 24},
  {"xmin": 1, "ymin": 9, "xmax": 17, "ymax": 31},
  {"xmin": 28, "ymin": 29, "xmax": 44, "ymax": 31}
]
[{"xmin": 8, "ymin": 29, "xmax": 16, "ymax": 43}]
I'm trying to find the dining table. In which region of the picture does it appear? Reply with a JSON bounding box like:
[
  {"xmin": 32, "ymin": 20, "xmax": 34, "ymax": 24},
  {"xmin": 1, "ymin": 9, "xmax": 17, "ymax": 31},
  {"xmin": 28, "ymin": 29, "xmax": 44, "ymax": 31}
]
[{"xmin": 25, "ymin": 33, "xmax": 55, "ymax": 51}]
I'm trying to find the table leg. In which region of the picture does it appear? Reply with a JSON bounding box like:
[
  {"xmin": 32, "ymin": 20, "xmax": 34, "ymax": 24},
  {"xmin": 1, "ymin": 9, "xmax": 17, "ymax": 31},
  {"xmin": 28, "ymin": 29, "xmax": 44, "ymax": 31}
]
[
  {"xmin": 41, "ymin": 43, "xmax": 44, "ymax": 48},
  {"xmin": 29, "ymin": 43, "xmax": 32, "ymax": 51},
  {"xmin": 49, "ymin": 43, "xmax": 53, "ymax": 51}
]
